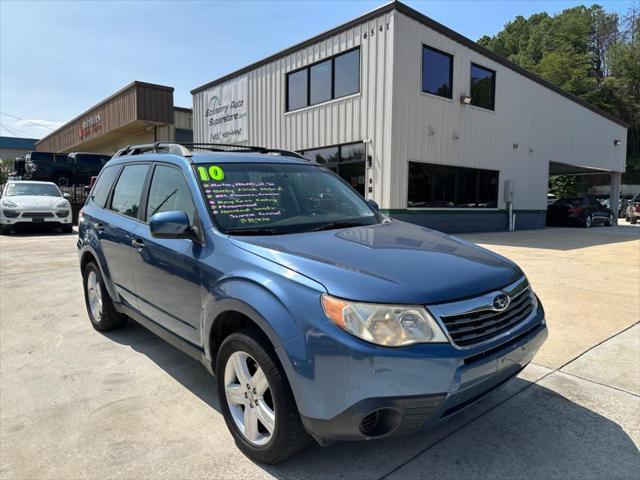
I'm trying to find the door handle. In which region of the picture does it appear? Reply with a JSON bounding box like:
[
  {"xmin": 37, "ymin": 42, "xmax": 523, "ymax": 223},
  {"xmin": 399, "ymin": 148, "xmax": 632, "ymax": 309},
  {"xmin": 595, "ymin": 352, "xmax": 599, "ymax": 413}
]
[{"xmin": 131, "ymin": 238, "xmax": 145, "ymax": 249}]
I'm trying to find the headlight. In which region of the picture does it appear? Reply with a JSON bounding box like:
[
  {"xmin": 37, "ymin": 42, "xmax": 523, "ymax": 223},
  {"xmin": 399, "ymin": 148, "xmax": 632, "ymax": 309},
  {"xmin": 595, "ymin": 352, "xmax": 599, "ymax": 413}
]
[
  {"xmin": 55, "ymin": 199, "xmax": 70, "ymax": 208},
  {"xmin": 1, "ymin": 199, "xmax": 18, "ymax": 208},
  {"xmin": 321, "ymin": 294, "xmax": 448, "ymax": 346}
]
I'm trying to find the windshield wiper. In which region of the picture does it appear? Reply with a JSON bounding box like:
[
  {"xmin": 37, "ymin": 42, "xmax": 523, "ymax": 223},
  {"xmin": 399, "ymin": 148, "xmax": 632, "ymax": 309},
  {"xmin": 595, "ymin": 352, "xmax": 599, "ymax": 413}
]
[
  {"xmin": 227, "ymin": 228, "xmax": 282, "ymax": 236},
  {"xmin": 306, "ymin": 221, "xmax": 366, "ymax": 232}
]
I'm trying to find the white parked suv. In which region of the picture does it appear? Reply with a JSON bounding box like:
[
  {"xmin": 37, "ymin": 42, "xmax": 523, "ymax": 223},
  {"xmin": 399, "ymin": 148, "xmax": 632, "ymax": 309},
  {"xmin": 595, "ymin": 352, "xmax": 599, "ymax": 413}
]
[{"xmin": 0, "ymin": 181, "xmax": 73, "ymax": 234}]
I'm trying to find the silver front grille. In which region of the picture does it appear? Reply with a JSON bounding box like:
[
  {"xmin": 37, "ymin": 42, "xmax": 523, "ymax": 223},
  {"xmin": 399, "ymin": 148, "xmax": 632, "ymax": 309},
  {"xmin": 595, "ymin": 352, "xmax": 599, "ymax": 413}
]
[{"xmin": 428, "ymin": 277, "xmax": 536, "ymax": 349}]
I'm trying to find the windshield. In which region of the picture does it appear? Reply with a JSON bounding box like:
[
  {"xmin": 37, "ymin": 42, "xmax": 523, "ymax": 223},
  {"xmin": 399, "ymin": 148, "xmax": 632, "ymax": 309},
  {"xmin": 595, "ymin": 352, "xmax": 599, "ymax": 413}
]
[
  {"xmin": 195, "ymin": 163, "xmax": 379, "ymax": 235},
  {"xmin": 5, "ymin": 183, "xmax": 61, "ymax": 197}
]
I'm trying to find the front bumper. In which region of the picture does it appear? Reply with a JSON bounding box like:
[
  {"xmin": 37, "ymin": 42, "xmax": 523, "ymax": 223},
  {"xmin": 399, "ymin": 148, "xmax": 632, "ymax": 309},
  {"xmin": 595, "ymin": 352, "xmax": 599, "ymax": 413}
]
[
  {"xmin": 0, "ymin": 209, "xmax": 72, "ymax": 227},
  {"xmin": 290, "ymin": 308, "xmax": 547, "ymax": 443}
]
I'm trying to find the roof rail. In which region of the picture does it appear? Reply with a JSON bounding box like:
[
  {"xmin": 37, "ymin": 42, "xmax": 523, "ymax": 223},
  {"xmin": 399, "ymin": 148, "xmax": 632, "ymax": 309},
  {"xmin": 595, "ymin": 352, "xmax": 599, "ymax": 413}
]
[
  {"xmin": 112, "ymin": 142, "xmax": 306, "ymax": 160},
  {"xmin": 181, "ymin": 143, "xmax": 306, "ymax": 159},
  {"xmin": 112, "ymin": 142, "xmax": 193, "ymax": 159}
]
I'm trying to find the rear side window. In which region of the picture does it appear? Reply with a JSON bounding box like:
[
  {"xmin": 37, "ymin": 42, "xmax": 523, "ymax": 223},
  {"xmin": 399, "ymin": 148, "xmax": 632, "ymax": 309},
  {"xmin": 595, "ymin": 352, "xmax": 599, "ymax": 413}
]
[
  {"xmin": 555, "ymin": 198, "xmax": 583, "ymax": 206},
  {"xmin": 110, "ymin": 164, "xmax": 149, "ymax": 218},
  {"xmin": 91, "ymin": 165, "xmax": 119, "ymax": 208},
  {"xmin": 145, "ymin": 165, "xmax": 196, "ymax": 223}
]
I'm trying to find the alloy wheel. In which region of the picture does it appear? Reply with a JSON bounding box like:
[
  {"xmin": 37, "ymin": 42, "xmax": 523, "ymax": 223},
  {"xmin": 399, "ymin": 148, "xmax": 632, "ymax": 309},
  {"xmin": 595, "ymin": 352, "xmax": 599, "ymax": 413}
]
[
  {"xmin": 224, "ymin": 351, "xmax": 275, "ymax": 446},
  {"xmin": 86, "ymin": 270, "xmax": 103, "ymax": 322}
]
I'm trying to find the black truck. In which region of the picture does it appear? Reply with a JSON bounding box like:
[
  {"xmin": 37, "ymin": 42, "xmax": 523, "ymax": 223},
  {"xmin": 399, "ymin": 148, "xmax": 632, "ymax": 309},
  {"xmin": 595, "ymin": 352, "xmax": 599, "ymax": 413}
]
[{"xmin": 24, "ymin": 151, "xmax": 111, "ymax": 186}]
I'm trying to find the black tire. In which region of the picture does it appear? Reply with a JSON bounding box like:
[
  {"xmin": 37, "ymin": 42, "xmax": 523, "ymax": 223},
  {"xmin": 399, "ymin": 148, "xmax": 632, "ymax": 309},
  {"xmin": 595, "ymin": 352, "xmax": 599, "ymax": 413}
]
[
  {"xmin": 631, "ymin": 216, "xmax": 638, "ymax": 225},
  {"xmin": 216, "ymin": 328, "xmax": 312, "ymax": 464},
  {"xmin": 606, "ymin": 214, "xmax": 615, "ymax": 227},
  {"xmin": 0, "ymin": 226, "xmax": 11, "ymax": 235},
  {"xmin": 54, "ymin": 174, "xmax": 72, "ymax": 187},
  {"xmin": 62, "ymin": 224, "xmax": 73, "ymax": 234},
  {"xmin": 82, "ymin": 262, "xmax": 127, "ymax": 331},
  {"xmin": 584, "ymin": 214, "xmax": 592, "ymax": 228}
]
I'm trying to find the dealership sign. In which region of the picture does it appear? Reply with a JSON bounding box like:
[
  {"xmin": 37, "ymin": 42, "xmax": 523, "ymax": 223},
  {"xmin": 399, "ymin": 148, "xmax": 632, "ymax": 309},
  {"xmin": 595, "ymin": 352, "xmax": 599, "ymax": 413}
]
[
  {"xmin": 79, "ymin": 114, "xmax": 102, "ymax": 140},
  {"xmin": 204, "ymin": 76, "xmax": 248, "ymax": 144}
]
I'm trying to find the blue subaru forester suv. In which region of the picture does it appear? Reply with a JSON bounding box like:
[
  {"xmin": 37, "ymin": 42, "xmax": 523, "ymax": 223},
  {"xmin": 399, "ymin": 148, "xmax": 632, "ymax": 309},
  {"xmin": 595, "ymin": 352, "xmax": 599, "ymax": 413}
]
[{"xmin": 77, "ymin": 142, "xmax": 547, "ymax": 463}]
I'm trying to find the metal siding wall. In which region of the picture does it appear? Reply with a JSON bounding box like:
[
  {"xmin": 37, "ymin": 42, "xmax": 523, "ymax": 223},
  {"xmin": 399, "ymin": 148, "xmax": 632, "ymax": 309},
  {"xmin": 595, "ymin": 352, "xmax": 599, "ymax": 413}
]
[
  {"xmin": 193, "ymin": 11, "xmax": 395, "ymax": 203},
  {"xmin": 391, "ymin": 12, "xmax": 627, "ymax": 211},
  {"xmin": 173, "ymin": 109, "xmax": 193, "ymax": 130}
]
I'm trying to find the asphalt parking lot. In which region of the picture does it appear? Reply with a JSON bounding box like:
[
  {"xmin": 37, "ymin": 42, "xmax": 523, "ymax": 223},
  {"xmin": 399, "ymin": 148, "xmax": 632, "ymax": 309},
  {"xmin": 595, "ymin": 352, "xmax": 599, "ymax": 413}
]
[{"xmin": 1, "ymin": 224, "xmax": 638, "ymax": 479}]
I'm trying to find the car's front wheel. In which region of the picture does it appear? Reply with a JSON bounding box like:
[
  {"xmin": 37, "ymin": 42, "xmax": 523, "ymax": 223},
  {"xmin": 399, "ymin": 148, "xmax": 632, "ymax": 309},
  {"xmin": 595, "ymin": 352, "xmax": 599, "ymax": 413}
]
[
  {"xmin": 82, "ymin": 262, "xmax": 127, "ymax": 331},
  {"xmin": 216, "ymin": 329, "xmax": 312, "ymax": 464}
]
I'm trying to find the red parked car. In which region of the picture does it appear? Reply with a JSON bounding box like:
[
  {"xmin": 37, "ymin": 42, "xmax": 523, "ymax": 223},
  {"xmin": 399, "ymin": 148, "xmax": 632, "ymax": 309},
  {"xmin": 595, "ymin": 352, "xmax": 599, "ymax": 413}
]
[{"xmin": 546, "ymin": 197, "xmax": 615, "ymax": 228}]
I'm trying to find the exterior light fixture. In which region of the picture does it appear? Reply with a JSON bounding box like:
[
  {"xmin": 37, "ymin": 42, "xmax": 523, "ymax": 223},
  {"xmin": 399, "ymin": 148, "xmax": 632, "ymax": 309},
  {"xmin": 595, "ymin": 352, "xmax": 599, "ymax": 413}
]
[
  {"xmin": 613, "ymin": 139, "xmax": 622, "ymax": 146},
  {"xmin": 460, "ymin": 95, "xmax": 472, "ymax": 105}
]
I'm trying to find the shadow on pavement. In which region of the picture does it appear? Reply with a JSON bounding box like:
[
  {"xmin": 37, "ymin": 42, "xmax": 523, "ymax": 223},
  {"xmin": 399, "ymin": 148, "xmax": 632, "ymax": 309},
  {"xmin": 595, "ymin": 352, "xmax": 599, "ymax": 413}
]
[
  {"xmin": 0, "ymin": 226, "xmax": 76, "ymax": 237},
  {"xmin": 105, "ymin": 322, "xmax": 639, "ymax": 480},
  {"xmin": 463, "ymin": 225, "xmax": 639, "ymax": 251}
]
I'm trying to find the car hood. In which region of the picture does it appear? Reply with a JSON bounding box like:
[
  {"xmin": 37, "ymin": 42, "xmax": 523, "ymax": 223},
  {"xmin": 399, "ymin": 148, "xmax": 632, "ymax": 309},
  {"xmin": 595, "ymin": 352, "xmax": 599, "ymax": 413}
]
[
  {"xmin": 229, "ymin": 220, "xmax": 523, "ymax": 304},
  {"xmin": 2, "ymin": 195, "xmax": 62, "ymax": 208}
]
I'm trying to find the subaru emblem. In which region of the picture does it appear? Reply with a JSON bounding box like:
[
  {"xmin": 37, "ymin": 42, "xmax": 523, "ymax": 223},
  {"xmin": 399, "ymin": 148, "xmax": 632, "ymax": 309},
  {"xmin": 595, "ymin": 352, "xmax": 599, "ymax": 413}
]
[{"xmin": 492, "ymin": 293, "xmax": 510, "ymax": 311}]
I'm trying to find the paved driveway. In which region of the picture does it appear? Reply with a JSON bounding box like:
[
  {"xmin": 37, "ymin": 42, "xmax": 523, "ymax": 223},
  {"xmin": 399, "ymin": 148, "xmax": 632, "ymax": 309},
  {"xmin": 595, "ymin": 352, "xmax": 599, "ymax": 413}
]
[{"xmin": 0, "ymin": 225, "xmax": 638, "ymax": 479}]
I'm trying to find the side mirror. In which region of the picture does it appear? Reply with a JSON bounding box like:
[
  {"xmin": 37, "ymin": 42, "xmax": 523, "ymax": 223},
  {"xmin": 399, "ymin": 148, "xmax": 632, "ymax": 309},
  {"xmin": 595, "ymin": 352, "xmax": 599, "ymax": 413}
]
[
  {"xmin": 149, "ymin": 210, "xmax": 192, "ymax": 240},
  {"xmin": 63, "ymin": 192, "xmax": 71, "ymax": 199},
  {"xmin": 366, "ymin": 199, "xmax": 379, "ymax": 211}
]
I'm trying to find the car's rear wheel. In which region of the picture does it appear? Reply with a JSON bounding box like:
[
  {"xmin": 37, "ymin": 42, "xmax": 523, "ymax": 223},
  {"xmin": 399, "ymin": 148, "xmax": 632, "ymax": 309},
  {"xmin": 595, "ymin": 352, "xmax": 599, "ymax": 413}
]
[
  {"xmin": 606, "ymin": 214, "xmax": 615, "ymax": 226},
  {"xmin": 631, "ymin": 216, "xmax": 638, "ymax": 225},
  {"xmin": 584, "ymin": 214, "xmax": 592, "ymax": 228},
  {"xmin": 82, "ymin": 262, "xmax": 127, "ymax": 331},
  {"xmin": 216, "ymin": 329, "xmax": 312, "ymax": 464}
]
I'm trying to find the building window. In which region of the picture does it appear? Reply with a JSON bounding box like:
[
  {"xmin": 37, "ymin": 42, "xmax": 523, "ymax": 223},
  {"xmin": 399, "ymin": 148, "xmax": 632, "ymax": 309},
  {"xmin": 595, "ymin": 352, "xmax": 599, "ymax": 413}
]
[
  {"xmin": 334, "ymin": 49, "xmax": 360, "ymax": 98},
  {"xmin": 422, "ymin": 45, "xmax": 453, "ymax": 99},
  {"xmin": 470, "ymin": 63, "xmax": 496, "ymax": 110},
  {"xmin": 310, "ymin": 60, "xmax": 333, "ymax": 105},
  {"xmin": 286, "ymin": 69, "xmax": 308, "ymax": 111},
  {"xmin": 408, "ymin": 162, "xmax": 499, "ymax": 208},
  {"xmin": 300, "ymin": 142, "xmax": 366, "ymax": 196},
  {"xmin": 286, "ymin": 47, "xmax": 360, "ymax": 111}
]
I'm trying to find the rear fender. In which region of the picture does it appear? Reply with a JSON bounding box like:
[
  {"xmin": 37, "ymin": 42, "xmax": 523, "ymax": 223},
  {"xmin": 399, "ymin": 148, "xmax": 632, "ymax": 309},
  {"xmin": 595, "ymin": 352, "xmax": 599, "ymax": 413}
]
[{"xmin": 78, "ymin": 241, "xmax": 119, "ymax": 302}]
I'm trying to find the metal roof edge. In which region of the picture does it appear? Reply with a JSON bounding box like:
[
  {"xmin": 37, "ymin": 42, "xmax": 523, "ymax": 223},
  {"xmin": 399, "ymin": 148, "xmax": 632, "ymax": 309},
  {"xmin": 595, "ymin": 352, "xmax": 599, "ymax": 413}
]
[
  {"xmin": 190, "ymin": 1, "xmax": 397, "ymax": 94},
  {"xmin": 190, "ymin": 1, "xmax": 628, "ymax": 129},
  {"xmin": 393, "ymin": 2, "xmax": 629, "ymax": 129},
  {"xmin": 36, "ymin": 81, "xmax": 176, "ymax": 146}
]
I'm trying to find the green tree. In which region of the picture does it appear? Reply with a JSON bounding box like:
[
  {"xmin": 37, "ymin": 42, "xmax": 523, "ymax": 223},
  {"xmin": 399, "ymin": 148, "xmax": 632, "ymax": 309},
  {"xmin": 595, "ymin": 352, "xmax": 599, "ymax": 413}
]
[{"xmin": 479, "ymin": 3, "xmax": 639, "ymax": 170}]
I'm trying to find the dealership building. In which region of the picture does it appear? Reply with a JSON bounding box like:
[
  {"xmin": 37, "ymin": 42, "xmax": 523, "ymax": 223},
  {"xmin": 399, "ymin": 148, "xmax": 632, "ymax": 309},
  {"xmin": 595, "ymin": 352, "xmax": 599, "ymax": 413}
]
[
  {"xmin": 36, "ymin": 81, "xmax": 192, "ymax": 156},
  {"xmin": 191, "ymin": 1, "xmax": 628, "ymax": 232}
]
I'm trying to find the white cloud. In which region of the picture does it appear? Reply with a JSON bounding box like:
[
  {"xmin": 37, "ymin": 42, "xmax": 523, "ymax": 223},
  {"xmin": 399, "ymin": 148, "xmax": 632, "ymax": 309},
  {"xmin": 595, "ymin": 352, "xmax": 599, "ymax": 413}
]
[{"xmin": 17, "ymin": 118, "xmax": 64, "ymax": 131}]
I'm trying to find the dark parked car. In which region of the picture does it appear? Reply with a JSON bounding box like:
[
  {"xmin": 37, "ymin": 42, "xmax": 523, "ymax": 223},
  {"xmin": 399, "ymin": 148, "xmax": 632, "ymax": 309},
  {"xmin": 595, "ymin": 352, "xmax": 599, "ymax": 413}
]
[
  {"xmin": 625, "ymin": 193, "xmax": 640, "ymax": 224},
  {"xmin": 25, "ymin": 151, "xmax": 111, "ymax": 186},
  {"xmin": 546, "ymin": 197, "xmax": 615, "ymax": 228},
  {"xmin": 77, "ymin": 142, "xmax": 547, "ymax": 463}
]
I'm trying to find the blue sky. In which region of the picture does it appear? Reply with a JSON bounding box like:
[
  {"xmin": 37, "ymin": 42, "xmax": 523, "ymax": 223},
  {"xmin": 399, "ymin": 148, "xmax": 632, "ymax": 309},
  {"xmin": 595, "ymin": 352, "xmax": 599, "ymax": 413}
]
[{"xmin": 0, "ymin": 0, "xmax": 633, "ymax": 139}]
